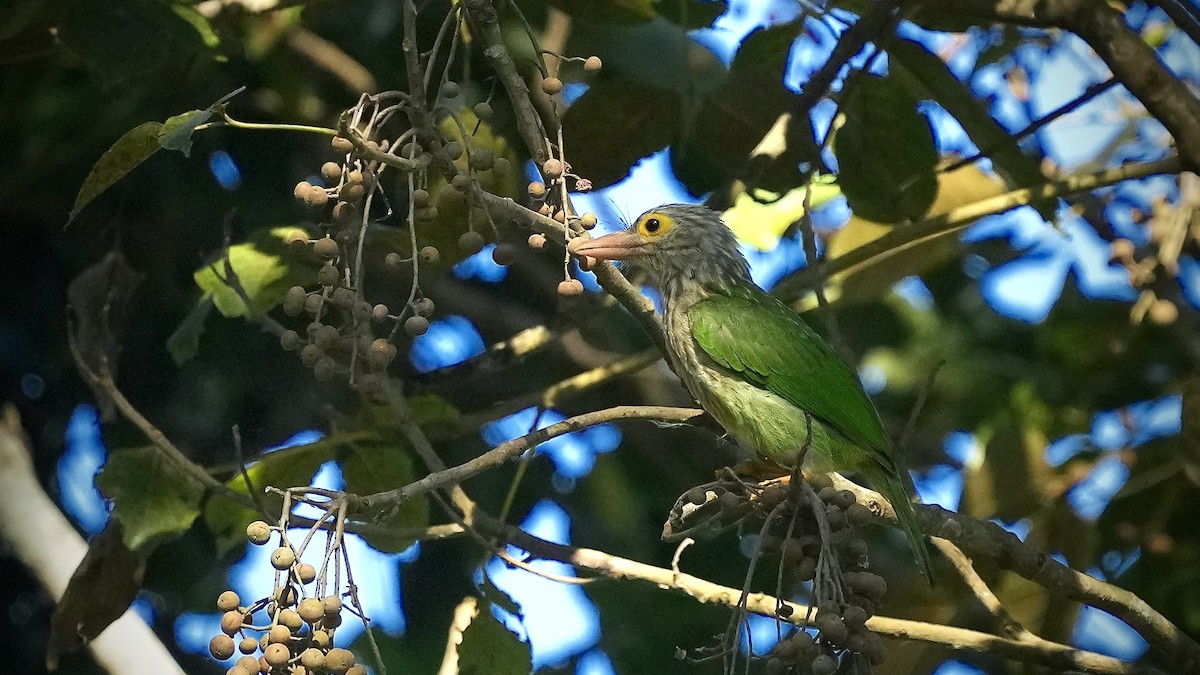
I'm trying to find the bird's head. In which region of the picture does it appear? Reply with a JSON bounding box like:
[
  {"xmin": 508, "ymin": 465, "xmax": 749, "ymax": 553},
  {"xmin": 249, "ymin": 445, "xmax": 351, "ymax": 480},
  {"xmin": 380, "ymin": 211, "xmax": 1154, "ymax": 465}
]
[{"xmin": 570, "ymin": 204, "xmax": 750, "ymax": 290}]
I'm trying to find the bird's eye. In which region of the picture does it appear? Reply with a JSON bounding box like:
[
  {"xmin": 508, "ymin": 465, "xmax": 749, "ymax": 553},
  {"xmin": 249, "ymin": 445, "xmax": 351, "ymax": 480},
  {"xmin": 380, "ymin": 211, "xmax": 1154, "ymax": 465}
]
[{"xmin": 644, "ymin": 218, "xmax": 661, "ymax": 234}]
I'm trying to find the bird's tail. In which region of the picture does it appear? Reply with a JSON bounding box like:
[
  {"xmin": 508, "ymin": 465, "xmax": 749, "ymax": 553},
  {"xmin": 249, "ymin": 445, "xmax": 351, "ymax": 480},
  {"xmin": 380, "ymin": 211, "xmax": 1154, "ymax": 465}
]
[{"xmin": 874, "ymin": 469, "xmax": 935, "ymax": 584}]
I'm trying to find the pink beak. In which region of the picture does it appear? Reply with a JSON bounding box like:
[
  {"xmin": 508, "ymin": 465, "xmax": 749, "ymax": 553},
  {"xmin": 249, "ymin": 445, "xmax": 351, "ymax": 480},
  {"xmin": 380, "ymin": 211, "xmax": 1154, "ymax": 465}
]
[{"xmin": 568, "ymin": 231, "xmax": 648, "ymax": 261}]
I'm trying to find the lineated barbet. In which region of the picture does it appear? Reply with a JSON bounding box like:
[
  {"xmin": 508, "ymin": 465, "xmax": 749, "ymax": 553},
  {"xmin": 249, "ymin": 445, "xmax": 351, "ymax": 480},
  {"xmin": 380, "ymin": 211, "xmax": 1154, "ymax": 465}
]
[{"xmin": 571, "ymin": 204, "xmax": 933, "ymax": 580}]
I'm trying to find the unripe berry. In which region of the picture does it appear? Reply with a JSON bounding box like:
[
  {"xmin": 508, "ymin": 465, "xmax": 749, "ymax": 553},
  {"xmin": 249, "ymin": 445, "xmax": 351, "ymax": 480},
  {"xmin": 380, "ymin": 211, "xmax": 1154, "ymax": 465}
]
[
  {"xmin": 314, "ymin": 357, "xmax": 338, "ymax": 382},
  {"xmin": 584, "ymin": 55, "xmax": 602, "ymax": 73},
  {"xmin": 307, "ymin": 186, "xmax": 329, "ymax": 208},
  {"xmin": 294, "ymin": 181, "xmax": 312, "ymax": 201},
  {"xmin": 451, "ymin": 172, "xmax": 472, "ymax": 192},
  {"xmin": 557, "ymin": 279, "xmax": 585, "ymax": 297},
  {"xmin": 412, "ymin": 188, "xmax": 430, "ymax": 207},
  {"xmin": 268, "ymin": 624, "xmax": 291, "ymax": 644},
  {"xmin": 440, "ymin": 80, "xmax": 460, "ymax": 98},
  {"xmin": 542, "ymin": 158, "xmax": 564, "ymax": 179},
  {"xmin": 210, "ymin": 634, "xmax": 236, "ymax": 660},
  {"xmin": 220, "ymin": 610, "xmax": 244, "ymax": 635},
  {"xmin": 420, "ymin": 245, "xmax": 441, "ymax": 263},
  {"xmin": 246, "ymin": 521, "xmax": 271, "ymax": 545},
  {"xmin": 317, "ymin": 264, "xmax": 340, "ymax": 287},
  {"xmin": 469, "ymin": 148, "xmax": 495, "ymax": 171},
  {"xmin": 473, "ymin": 101, "xmax": 493, "ymax": 119},
  {"xmin": 298, "ymin": 598, "xmax": 324, "ymax": 624},
  {"xmin": 528, "ymin": 233, "xmax": 546, "ymax": 250},
  {"xmin": 301, "ymin": 648, "xmax": 326, "ymax": 670},
  {"xmin": 341, "ymin": 182, "xmax": 365, "ymax": 203},
  {"xmin": 311, "ymin": 629, "xmax": 331, "ymax": 649},
  {"xmin": 264, "ymin": 643, "xmax": 290, "ymax": 668},
  {"xmin": 286, "ymin": 230, "xmax": 309, "ymax": 251},
  {"xmin": 528, "ymin": 181, "xmax": 546, "ymax": 199},
  {"xmin": 296, "ymin": 562, "xmax": 318, "ymax": 584},
  {"xmin": 492, "ymin": 243, "xmax": 516, "ymax": 266},
  {"xmin": 1149, "ymin": 298, "xmax": 1179, "ymax": 325},
  {"xmin": 458, "ymin": 231, "xmax": 485, "ymax": 255},
  {"xmin": 303, "ymin": 294, "xmax": 324, "ymax": 316},
  {"xmin": 321, "ymin": 161, "xmax": 341, "ymax": 182},
  {"xmin": 493, "ymin": 157, "xmax": 511, "ymax": 176},
  {"xmin": 238, "ymin": 638, "xmax": 257, "ymax": 655},
  {"xmin": 313, "ymin": 237, "xmax": 339, "ymax": 259},
  {"xmin": 580, "ymin": 212, "xmax": 597, "ymax": 229},
  {"xmin": 322, "ymin": 596, "xmax": 343, "ymax": 616},
  {"xmin": 332, "ymin": 136, "xmax": 353, "ymax": 153},
  {"xmin": 405, "ymin": 316, "xmax": 430, "ymax": 337},
  {"xmin": 442, "ymin": 141, "xmax": 464, "ymax": 161},
  {"xmin": 217, "ymin": 590, "xmax": 241, "ymax": 613},
  {"xmin": 279, "ymin": 608, "xmax": 303, "ymax": 631},
  {"xmin": 413, "ymin": 297, "xmax": 435, "ymax": 316},
  {"xmin": 541, "ymin": 77, "xmax": 563, "ymax": 95},
  {"xmin": 371, "ymin": 304, "xmax": 390, "ymax": 322},
  {"xmin": 333, "ymin": 201, "xmax": 357, "ymax": 223},
  {"xmin": 325, "ymin": 648, "xmax": 355, "ymax": 674},
  {"xmin": 271, "ymin": 546, "xmax": 296, "ymax": 570}
]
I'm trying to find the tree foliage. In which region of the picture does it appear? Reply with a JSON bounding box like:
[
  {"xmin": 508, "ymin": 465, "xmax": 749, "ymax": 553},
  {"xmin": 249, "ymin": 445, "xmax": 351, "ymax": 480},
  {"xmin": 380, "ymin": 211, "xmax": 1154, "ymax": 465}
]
[{"xmin": 5, "ymin": 0, "xmax": 1200, "ymax": 674}]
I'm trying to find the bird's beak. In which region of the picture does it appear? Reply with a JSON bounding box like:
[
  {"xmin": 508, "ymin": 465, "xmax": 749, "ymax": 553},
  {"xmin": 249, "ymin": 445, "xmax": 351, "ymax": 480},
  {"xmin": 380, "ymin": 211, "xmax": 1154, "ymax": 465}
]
[{"xmin": 568, "ymin": 231, "xmax": 648, "ymax": 261}]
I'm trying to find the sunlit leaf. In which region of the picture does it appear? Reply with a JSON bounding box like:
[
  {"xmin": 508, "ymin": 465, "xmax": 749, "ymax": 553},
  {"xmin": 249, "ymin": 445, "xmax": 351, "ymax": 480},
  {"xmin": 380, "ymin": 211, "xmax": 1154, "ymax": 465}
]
[
  {"xmin": 193, "ymin": 226, "xmax": 313, "ymax": 318},
  {"xmin": 458, "ymin": 601, "xmax": 532, "ymax": 675},
  {"xmin": 157, "ymin": 108, "xmax": 211, "ymax": 157},
  {"xmin": 203, "ymin": 436, "xmax": 344, "ymax": 555},
  {"xmin": 722, "ymin": 179, "xmax": 841, "ymax": 251},
  {"xmin": 96, "ymin": 445, "xmax": 205, "ymax": 552},
  {"xmin": 834, "ymin": 72, "xmax": 939, "ymax": 224}
]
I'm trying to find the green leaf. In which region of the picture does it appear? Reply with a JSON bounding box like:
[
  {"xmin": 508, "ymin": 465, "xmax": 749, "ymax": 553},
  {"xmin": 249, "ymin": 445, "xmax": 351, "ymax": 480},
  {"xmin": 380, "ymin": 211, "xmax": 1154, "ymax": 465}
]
[
  {"xmin": 166, "ymin": 295, "xmax": 215, "ymax": 365},
  {"xmin": 157, "ymin": 108, "xmax": 211, "ymax": 157},
  {"xmin": 458, "ymin": 602, "xmax": 532, "ymax": 675},
  {"xmin": 721, "ymin": 178, "xmax": 841, "ymax": 251},
  {"xmin": 193, "ymin": 226, "xmax": 313, "ymax": 318},
  {"xmin": 833, "ymin": 73, "xmax": 939, "ymax": 223},
  {"xmin": 170, "ymin": 3, "xmax": 221, "ymax": 51},
  {"xmin": 68, "ymin": 121, "xmax": 163, "ymax": 223},
  {"xmin": 203, "ymin": 436, "xmax": 344, "ymax": 555},
  {"xmin": 888, "ymin": 37, "xmax": 1053, "ymax": 220},
  {"xmin": 560, "ymin": 80, "xmax": 680, "ymax": 190},
  {"xmin": 340, "ymin": 439, "xmax": 429, "ymax": 553},
  {"xmin": 676, "ymin": 20, "xmax": 807, "ymax": 195},
  {"xmin": 96, "ymin": 445, "xmax": 205, "ymax": 552}
]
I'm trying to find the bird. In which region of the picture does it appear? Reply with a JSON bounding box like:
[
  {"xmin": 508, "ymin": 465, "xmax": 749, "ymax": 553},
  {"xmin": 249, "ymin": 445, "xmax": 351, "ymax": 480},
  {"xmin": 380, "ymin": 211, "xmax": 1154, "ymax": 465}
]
[{"xmin": 571, "ymin": 203, "xmax": 933, "ymax": 581}]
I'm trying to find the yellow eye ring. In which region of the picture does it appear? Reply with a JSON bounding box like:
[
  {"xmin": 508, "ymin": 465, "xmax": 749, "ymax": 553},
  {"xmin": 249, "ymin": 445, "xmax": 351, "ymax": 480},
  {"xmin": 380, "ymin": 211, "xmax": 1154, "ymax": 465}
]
[{"xmin": 636, "ymin": 212, "xmax": 674, "ymax": 238}]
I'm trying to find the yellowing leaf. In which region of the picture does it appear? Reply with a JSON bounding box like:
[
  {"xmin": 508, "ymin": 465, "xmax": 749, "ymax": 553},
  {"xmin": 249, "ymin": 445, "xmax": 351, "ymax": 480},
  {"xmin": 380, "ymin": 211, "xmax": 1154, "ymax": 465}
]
[{"xmin": 722, "ymin": 179, "xmax": 841, "ymax": 251}]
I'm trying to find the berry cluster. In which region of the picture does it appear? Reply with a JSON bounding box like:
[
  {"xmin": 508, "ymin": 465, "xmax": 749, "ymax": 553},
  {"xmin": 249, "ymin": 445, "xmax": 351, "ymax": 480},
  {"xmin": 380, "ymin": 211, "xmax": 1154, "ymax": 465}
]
[
  {"xmin": 668, "ymin": 475, "xmax": 889, "ymax": 673},
  {"xmin": 208, "ymin": 519, "xmax": 364, "ymax": 675}
]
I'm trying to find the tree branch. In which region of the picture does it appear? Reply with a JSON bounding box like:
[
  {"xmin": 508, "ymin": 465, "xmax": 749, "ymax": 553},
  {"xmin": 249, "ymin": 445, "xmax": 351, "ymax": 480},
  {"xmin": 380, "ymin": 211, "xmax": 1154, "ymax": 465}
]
[
  {"xmin": 474, "ymin": 513, "xmax": 1162, "ymax": 675},
  {"xmin": 829, "ymin": 474, "xmax": 1200, "ymax": 671},
  {"xmin": 352, "ymin": 406, "xmax": 704, "ymax": 513}
]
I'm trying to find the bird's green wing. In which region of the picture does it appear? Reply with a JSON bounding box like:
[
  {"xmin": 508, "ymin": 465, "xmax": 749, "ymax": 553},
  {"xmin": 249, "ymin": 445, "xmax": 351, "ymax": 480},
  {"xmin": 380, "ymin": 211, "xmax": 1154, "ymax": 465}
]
[{"xmin": 690, "ymin": 287, "xmax": 889, "ymax": 452}]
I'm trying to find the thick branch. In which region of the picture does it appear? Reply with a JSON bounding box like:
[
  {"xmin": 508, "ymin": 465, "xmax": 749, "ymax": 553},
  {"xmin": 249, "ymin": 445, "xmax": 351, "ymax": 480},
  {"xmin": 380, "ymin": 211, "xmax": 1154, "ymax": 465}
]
[
  {"xmin": 913, "ymin": 0, "xmax": 1200, "ymax": 172},
  {"xmin": 0, "ymin": 410, "xmax": 186, "ymax": 674},
  {"xmin": 773, "ymin": 156, "xmax": 1181, "ymax": 299},
  {"xmin": 830, "ymin": 474, "xmax": 1200, "ymax": 671},
  {"xmin": 461, "ymin": 0, "xmax": 550, "ymax": 165},
  {"xmin": 476, "ymin": 515, "xmax": 1159, "ymax": 675},
  {"xmin": 353, "ymin": 406, "xmax": 703, "ymax": 513}
]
